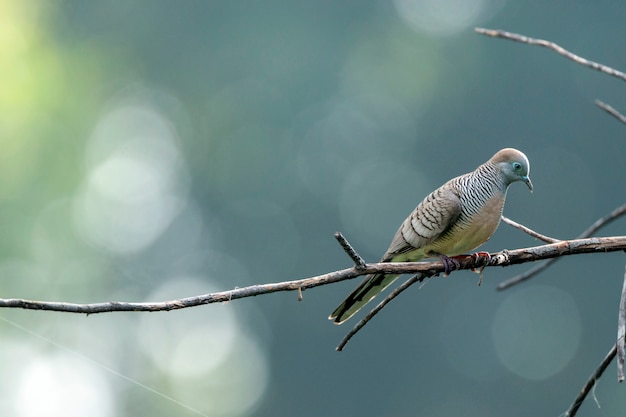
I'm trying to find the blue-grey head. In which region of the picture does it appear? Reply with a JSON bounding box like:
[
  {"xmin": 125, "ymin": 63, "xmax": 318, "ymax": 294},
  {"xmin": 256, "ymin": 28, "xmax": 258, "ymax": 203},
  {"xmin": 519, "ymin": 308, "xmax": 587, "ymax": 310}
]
[{"xmin": 489, "ymin": 148, "xmax": 533, "ymax": 192}]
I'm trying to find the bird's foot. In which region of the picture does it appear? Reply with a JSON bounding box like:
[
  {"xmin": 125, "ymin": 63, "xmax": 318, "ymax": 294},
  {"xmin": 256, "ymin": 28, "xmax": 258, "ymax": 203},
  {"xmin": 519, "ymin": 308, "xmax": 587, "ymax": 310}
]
[
  {"xmin": 470, "ymin": 251, "xmax": 491, "ymax": 286},
  {"xmin": 470, "ymin": 251, "xmax": 491, "ymax": 268},
  {"xmin": 439, "ymin": 254, "xmax": 461, "ymax": 276}
]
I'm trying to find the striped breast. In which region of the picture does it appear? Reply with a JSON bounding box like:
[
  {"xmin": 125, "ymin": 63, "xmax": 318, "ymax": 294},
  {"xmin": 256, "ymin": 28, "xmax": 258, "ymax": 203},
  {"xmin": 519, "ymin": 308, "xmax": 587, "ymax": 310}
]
[{"xmin": 424, "ymin": 163, "xmax": 507, "ymax": 257}]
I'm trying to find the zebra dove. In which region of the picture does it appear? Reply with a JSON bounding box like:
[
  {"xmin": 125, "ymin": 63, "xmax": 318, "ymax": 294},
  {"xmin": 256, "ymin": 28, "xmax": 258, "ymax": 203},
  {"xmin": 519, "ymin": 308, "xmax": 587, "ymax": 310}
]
[{"xmin": 329, "ymin": 148, "xmax": 532, "ymax": 324}]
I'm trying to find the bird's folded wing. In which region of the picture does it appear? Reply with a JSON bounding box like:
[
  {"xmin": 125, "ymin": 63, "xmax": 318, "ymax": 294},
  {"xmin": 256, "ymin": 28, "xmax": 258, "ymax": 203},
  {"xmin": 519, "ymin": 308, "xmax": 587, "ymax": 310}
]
[{"xmin": 383, "ymin": 185, "xmax": 462, "ymax": 261}]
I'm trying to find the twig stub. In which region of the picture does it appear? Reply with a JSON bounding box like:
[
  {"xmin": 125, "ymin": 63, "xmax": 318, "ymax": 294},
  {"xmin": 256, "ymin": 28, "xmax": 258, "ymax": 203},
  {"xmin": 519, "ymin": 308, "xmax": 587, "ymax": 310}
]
[{"xmin": 334, "ymin": 232, "xmax": 367, "ymax": 270}]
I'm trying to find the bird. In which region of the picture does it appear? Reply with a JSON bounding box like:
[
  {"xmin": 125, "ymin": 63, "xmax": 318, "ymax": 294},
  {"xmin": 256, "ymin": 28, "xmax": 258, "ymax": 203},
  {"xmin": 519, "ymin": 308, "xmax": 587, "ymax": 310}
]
[{"xmin": 329, "ymin": 148, "xmax": 533, "ymax": 324}]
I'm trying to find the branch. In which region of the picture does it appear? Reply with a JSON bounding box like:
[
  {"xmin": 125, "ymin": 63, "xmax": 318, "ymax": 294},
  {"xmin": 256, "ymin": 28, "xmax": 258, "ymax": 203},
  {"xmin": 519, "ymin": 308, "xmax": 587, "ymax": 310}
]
[
  {"xmin": 618, "ymin": 265, "xmax": 626, "ymax": 382},
  {"xmin": 498, "ymin": 203, "xmax": 626, "ymax": 290},
  {"xmin": 334, "ymin": 232, "xmax": 366, "ymax": 269},
  {"xmin": 474, "ymin": 28, "xmax": 626, "ymax": 82},
  {"xmin": 564, "ymin": 343, "xmax": 617, "ymax": 417},
  {"xmin": 336, "ymin": 273, "xmax": 427, "ymax": 351},
  {"xmin": 476, "ymin": 26, "xmax": 626, "ymax": 417},
  {"xmin": 501, "ymin": 215, "xmax": 559, "ymax": 243},
  {"xmin": 595, "ymin": 99, "xmax": 626, "ymax": 126},
  {"xmin": 0, "ymin": 236, "xmax": 624, "ymax": 314}
]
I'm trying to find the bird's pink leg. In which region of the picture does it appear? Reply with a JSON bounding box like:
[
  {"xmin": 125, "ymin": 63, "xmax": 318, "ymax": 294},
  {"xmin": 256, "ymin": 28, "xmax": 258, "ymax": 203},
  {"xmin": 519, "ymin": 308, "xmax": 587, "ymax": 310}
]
[
  {"xmin": 437, "ymin": 252, "xmax": 491, "ymax": 276},
  {"xmin": 470, "ymin": 251, "xmax": 491, "ymax": 285},
  {"xmin": 470, "ymin": 251, "xmax": 491, "ymax": 267}
]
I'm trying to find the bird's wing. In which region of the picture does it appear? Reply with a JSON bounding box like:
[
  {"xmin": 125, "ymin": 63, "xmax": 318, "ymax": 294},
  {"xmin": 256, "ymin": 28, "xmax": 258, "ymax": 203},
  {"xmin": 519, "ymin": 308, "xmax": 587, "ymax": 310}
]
[{"xmin": 383, "ymin": 183, "xmax": 462, "ymax": 261}]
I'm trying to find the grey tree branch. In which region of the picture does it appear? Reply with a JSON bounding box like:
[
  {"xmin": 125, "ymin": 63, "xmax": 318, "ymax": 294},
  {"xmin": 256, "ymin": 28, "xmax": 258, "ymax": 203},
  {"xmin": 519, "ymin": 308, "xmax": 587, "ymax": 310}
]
[
  {"xmin": 498, "ymin": 203, "xmax": 626, "ymax": 290},
  {"xmin": 564, "ymin": 343, "xmax": 617, "ymax": 417},
  {"xmin": 475, "ymin": 28, "xmax": 626, "ymax": 131},
  {"xmin": 334, "ymin": 232, "xmax": 366, "ymax": 269},
  {"xmin": 0, "ymin": 236, "xmax": 623, "ymax": 316},
  {"xmin": 336, "ymin": 272, "xmax": 427, "ymax": 351},
  {"xmin": 501, "ymin": 215, "xmax": 560, "ymax": 243},
  {"xmin": 618, "ymin": 265, "xmax": 626, "ymax": 382},
  {"xmin": 595, "ymin": 99, "xmax": 626, "ymax": 126},
  {"xmin": 474, "ymin": 28, "xmax": 626, "ymax": 82},
  {"xmin": 335, "ymin": 235, "xmax": 625, "ymax": 350},
  {"xmin": 474, "ymin": 26, "xmax": 626, "ymax": 417}
]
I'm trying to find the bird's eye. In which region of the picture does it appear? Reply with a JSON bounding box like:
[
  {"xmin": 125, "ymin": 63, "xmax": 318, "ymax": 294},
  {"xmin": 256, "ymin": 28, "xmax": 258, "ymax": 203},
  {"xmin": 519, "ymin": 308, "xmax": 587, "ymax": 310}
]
[{"xmin": 513, "ymin": 162, "xmax": 522, "ymax": 171}]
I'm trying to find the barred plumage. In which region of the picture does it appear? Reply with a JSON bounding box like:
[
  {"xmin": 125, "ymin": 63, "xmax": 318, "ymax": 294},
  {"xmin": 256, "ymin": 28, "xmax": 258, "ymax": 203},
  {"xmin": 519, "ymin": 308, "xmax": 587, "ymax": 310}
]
[{"xmin": 329, "ymin": 148, "xmax": 532, "ymax": 324}]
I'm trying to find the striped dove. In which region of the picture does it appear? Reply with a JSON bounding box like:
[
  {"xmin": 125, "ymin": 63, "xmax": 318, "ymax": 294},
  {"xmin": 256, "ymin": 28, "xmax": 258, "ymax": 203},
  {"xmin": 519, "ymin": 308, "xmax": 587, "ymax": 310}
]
[{"xmin": 329, "ymin": 148, "xmax": 532, "ymax": 324}]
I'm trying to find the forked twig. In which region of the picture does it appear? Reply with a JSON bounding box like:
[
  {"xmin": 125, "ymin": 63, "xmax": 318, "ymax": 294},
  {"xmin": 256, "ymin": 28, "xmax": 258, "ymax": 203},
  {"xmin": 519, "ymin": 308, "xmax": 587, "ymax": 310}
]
[
  {"xmin": 477, "ymin": 26, "xmax": 626, "ymax": 417},
  {"xmin": 475, "ymin": 28, "xmax": 626, "ymax": 133},
  {"xmin": 334, "ymin": 234, "xmax": 626, "ymax": 350},
  {"xmin": 498, "ymin": 203, "xmax": 626, "ymax": 290}
]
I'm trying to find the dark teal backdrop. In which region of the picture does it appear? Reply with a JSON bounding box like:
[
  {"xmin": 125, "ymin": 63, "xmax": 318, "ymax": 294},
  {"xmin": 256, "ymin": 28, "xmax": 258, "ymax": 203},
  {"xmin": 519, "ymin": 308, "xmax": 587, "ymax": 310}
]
[{"xmin": 0, "ymin": 1, "xmax": 624, "ymax": 416}]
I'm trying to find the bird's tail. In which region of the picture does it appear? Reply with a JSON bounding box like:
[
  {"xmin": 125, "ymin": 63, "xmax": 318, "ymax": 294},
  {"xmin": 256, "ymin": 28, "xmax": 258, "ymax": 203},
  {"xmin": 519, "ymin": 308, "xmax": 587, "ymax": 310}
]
[{"xmin": 328, "ymin": 273, "xmax": 400, "ymax": 324}]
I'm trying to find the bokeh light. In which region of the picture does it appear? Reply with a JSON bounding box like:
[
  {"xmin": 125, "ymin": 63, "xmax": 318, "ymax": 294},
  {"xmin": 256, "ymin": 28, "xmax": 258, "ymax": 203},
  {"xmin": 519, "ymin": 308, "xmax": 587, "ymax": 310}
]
[
  {"xmin": 393, "ymin": 0, "xmax": 506, "ymax": 37},
  {"xmin": 74, "ymin": 99, "xmax": 189, "ymax": 254},
  {"xmin": 339, "ymin": 159, "xmax": 427, "ymax": 254},
  {"xmin": 1, "ymin": 1, "xmax": 623, "ymax": 416},
  {"xmin": 137, "ymin": 278, "xmax": 269, "ymax": 416},
  {"xmin": 492, "ymin": 285, "xmax": 582, "ymax": 380},
  {"xmin": 439, "ymin": 288, "xmax": 503, "ymax": 382},
  {"xmin": 15, "ymin": 350, "xmax": 115, "ymax": 417}
]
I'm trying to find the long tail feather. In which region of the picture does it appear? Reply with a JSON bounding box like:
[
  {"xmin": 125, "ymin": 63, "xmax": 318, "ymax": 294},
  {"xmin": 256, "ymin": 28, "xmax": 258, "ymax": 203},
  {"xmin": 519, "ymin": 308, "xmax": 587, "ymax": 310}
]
[{"xmin": 328, "ymin": 273, "xmax": 400, "ymax": 324}]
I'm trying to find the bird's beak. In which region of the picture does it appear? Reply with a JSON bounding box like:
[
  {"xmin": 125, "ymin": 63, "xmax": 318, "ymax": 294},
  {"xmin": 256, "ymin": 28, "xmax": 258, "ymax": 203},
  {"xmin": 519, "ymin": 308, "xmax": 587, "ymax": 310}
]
[{"xmin": 524, "ymin": 176, "xmax": 533, "ymax": 192}]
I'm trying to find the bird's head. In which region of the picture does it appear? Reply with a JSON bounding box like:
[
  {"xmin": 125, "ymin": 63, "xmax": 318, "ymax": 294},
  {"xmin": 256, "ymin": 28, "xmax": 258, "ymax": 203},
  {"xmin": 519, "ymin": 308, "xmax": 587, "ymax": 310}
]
[{"xmin": 491, "ymin": 148, "xmax": 533, "ymax": 192}]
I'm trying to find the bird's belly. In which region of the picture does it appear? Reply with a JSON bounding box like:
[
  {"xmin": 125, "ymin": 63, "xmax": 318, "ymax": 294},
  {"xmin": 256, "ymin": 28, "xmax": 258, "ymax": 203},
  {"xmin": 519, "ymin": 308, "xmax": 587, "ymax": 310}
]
[
  {"xmin": 428, "ymin": 196, "xmax": 504, "ymax": 257},
  {"xmin": 438, "ymin": 221, "xmax": 498, "ymax": 255}
]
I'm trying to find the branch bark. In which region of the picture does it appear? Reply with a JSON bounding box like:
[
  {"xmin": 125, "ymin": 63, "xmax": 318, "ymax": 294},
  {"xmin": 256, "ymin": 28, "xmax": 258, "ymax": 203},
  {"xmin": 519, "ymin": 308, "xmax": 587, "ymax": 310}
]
[
  {"xmin": 476, "ymin": 27, "xmax": 626, "ymax": 417},
  {"xmin": 564, "ymin": 343, "xmax": 617, "ymax": 417},
  {"xmin": 474, "ymin": 28, "xmax": 626, "ymax": 82},
  {"xmin": 617, "ymin": 265, "xmax": 626, "ymax": 382},
  {"xmin": 595, "ymin": 99, "xmax": 626, "ymax": 126},
  {"xmin": 0, "ymin": 236, "xmax": 624, "ymax": 314},
  {"xmin": 498, "ymin": 202, "xmax": 626, "ymax": 290}
]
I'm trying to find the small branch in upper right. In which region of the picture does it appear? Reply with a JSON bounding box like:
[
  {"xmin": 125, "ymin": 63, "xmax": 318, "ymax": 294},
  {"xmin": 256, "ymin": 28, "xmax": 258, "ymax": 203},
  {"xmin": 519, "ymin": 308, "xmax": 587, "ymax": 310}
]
[
  {"xmin": 474, "ymin": 28, "xmax": 626, "ymax": 83},
  {"xmin": 595, "ymin": 100, "xmax": 626, "ymax": 126}
]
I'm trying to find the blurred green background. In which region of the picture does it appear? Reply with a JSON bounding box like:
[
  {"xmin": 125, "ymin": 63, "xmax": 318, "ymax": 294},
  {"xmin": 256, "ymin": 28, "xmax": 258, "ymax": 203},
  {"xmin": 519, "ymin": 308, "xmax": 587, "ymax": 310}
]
[{"xmin": 1, "ymin": 1, "xmax": 625, "ymax": 416}]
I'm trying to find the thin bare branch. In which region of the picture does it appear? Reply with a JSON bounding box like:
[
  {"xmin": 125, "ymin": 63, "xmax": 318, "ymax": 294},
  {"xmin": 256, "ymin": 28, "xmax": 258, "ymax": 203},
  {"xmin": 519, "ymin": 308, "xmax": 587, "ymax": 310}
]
[
  {"xmin": 336, "ymin": 273, "xmax": 426, "ymax": 351},
  {"xmin": 338, "ymin": 254, "xmax": 492, "ymax": 350},
  {"xmin": 497, "ymin": 260, "xmax": 555, "ymax": 291},
  {"xmin": 0, "ymin": 236, "xmax": 624, "ymax": 315},
  {"xmin": 498, "ymin": 203, "xmax": 626, "ymax": 290},
  {"xmin": 618, "ymin": 265, "xmax": 626, "ymax": 382},
  {"xmin": 564, "ymin": 344, "xmax": 617, "ymax": 417},
  {"xmin": 501, "ymin": 215, "xmax": 560, "ymax": 243},
  {"xmin": 580, "ymin": 203, "xmax": 626, "ymax": 237},
  {"xmin": 334, "ymin": 232, "xmax": 366, "ymax": 269},
  {"xmin": 474, "ymin": 28, "xmax": 626, "ymax": 82},
  {"xmin": 595, "ymin": 99, "xmax": 626, "ymax": 126}
]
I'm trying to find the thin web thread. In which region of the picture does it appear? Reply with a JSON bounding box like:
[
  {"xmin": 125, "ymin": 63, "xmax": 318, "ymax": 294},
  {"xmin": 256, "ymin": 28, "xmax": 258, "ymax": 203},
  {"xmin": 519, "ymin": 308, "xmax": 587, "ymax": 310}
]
[{"xmin": 0, "ymin": 315, "xmax": 210, "ymax": 417}]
